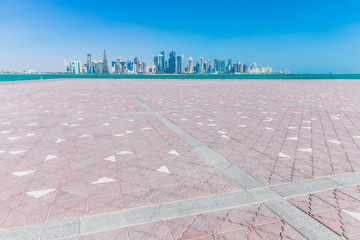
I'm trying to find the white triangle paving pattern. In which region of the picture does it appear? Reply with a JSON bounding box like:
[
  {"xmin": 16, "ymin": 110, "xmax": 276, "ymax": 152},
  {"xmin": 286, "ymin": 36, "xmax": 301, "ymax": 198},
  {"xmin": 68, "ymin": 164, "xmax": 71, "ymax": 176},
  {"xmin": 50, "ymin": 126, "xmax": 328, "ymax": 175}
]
[
  {"xmin": 278, "ymin": 152, "xmax": 292, "ymax": 159},
  {"xmin": 156, "ymin": 165, "xmax": 171, "ymax": 174},
  {"xmin": 287, "ymin": 137, "xmax": 298, "ymax": 140},
  {"xmin": 26, "ymin": 189, "xmax": 56, "ymax": 198},
  {"xmin": 298, "ymin": 148, "xmax": 312, "ymax": 153},
  {"xmin": 92, "ymin": 177, "xmax": 116, "ymax": 184},
  {"xmin": 168, "ymin": 150, "xmax": 180, "ymax": 156},
  {"xmin": 9, "ymin": 150, "xmax": 27, "ymax": 155},
  {"xmin": 343, "ymin": 210, "xmax": 360, "ymax": 221},
  {"xmin": 327, "ymin": 140, "xmax": 341, "ymax": 145},
  {"xmin": 11, "ymin": 170, "xmax": 37, "ymax": 177},
  {"xmin": 104, "ymin": 155, "xmax": 116, "ymax": 162},
  {"xmin": 45, "ymin": 155, "xmax": 58, "ymax": 161},
  {"xmin": 116, "ymin": 151, "xmax": 133, "ymax": 155},
  {"xmin": 79, "ymin": 135, "xmax": 92, "ymax": 138}
]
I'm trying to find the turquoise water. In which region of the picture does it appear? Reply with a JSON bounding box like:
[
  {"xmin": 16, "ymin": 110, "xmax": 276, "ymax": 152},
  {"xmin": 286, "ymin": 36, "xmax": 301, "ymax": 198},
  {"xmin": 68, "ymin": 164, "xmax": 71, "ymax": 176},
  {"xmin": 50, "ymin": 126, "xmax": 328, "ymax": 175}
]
[{"xmin": 1, "ymin": 74, "xmax": 360, "ymax": 82}]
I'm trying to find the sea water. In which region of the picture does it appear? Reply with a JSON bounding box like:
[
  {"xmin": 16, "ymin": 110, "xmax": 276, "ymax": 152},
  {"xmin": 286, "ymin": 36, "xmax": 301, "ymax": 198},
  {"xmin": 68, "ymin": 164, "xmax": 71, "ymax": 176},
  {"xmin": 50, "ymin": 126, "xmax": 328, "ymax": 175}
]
[{"xmin": 1, "ymin": 74, "xmax": 360, "ymax": 82}]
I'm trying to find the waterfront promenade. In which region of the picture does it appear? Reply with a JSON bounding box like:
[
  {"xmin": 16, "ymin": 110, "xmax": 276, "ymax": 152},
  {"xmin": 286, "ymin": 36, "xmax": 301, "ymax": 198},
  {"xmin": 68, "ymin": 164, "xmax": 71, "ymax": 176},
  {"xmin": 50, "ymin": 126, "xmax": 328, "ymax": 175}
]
[{"xmin": 0, "ymin": 78, "xmax": 360, "ymax": 239}]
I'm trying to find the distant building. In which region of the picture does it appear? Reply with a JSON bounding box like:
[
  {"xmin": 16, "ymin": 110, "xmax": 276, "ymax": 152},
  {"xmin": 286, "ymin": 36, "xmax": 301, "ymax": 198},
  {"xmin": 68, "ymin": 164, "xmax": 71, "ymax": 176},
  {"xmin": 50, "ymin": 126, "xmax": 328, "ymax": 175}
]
[
  {"xmin": 114, "ymin": 59, "xmax": 122, "ymax": 74},
  {"xmin": 153, "ymin": 56, "xmax": 159, "ymax": 73},
  {"xmin": 238, "ymin": 62, "xmax": 243, "ymax": 73},
  {"xmin": 251, "ymin": 62, "xmax": 257, "ymax": 69},
  {"xmin": 199, "ymin": 57, "xmax": 204, "ymax": 73},
  {"xmin": 169, "ymin": 51, "xmax": 176, "ymax": 73},
  {"xmin": 87, "ymin": 53, "xmax": 93, "ymax": 73},
  {"xmin": 153, "ymin": 53, "xmax": 165, "ymax": 73},
  {"xmin": 158, "ymin": 53, "xmax": 165, "ymax": 73},
  {"xmin": 64, "ymin": 60, "xmax": 70, "ymax": 72},
  {"xmin": 188, "ymin": 57, "xmax": 193, "ymax": 73},
  {"xmin": 243, "ymin": 64, "xmax": 250, "ymax": 73},
  {"xmin": 206, "ymin": 59, "xmax": 211, "ymax": 73},
  {"xmin": 250, "ymin": 62, "xmax": 260, "ymax": 74},
  {"xmin": 81, "ymin": 64, "xmax": 87, "ymax": 73},
  {"xmin": 64, "ymin": 60, "xmax": 81, "ymax": 74},
  {"xmin": 151, "ymin": 64, "xmax": 156, "ymax": 73},
  {"xmin": 227, "ymin": 59, "xmax": 232, "ymax": 73},
  {"xmin": 177, "ymin": 54, "xmax": 185, "ymax": 73},
  {"xmin": 220, "ymin": 60, "xmax": 226, "ymax": 73},
  {"xmin": 94, "ymin": 60, "xmax": 103, "ymax": 73},
  {"xmin": 214, "ymin": 59, "xmax": 219, "ymax": 73},
  {"xmin": 102, "ymin": 49, "xmax": 110, "ymax": 74},
  {"xmin": 127, "ymin": 60, "xmax": 133, "ymax": 71},
  {"xmin": 265, "ymin": 66, "xmax": 272, "ymax": 73}
]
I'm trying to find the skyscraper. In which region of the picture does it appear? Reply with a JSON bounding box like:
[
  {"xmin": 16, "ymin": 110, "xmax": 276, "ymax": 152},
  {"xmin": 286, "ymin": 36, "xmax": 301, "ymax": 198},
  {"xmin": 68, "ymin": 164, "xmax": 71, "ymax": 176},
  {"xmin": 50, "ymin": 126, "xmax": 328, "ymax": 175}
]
[
  {"xmin": 176, "ymin": 56, "xmax": 181, "ymax": 73},
  {"xmin": 64, "ymin": 60, "xmax": 70, "ymax": 72},
  {"xmin": 177, "ymin": 54, "xmax": 185, "ymax": 73},
  {"xmin": 102, "ymin": 49, "xmax": 110, "ymax": 74},
  {"xmin": 238, "ymin": 62, "xmax": 243, "ymax": 73},
  {"xmin": 188, "ymin": 57, "xmax": 193, "ymax": 73},
  {"xmin": 158, "ymin": 54, "xmax": 164, "ymax": 73},
  {"xmin": 221, "ymin": 60, "xmax": 226, "ymax": 73},
  {"xmin": 214, "ymin": 59, "xmax": 220, "ymax": 73},
  {"xmin": 206, "ymin": 59, "xmax": 211, "ymax": 73},
  {"xmin": 64, "ymin": 60, "xmax": 81, "ymax": 74},
  {"xmin": 87, "ymin": 53, "xmax": 92, "ymax": 73},
  {"xmin": 169, "ymin": 51, "xmax": 176, "ymax": 73},
  {"xmin": 227, "ymin": 59, "xmax": 232, "ymax": 73},
  {"xmin": 199, "ymin": 57, "xmax": 204, "ymax": 73},
  {"xmin": 133, "ymin": 57, "xmax": 139, "ymax": 73},
  {"xmin": 71, "ymin": 61, "xmax": 81, "ymax": 74},
  {"xmin": 153, "ymin": 56, "xmax": 159, "ymax": 73},
  {"xmin": 160, "ymin": 51, "xmax": 165, "ymax": 73}
]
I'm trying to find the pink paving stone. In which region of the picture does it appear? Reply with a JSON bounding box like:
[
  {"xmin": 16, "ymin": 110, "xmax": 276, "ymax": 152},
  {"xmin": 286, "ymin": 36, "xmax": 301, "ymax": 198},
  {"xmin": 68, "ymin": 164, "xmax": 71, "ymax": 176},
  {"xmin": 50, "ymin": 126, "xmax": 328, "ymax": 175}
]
[
  {"xmin": 289, "ymin": 185, "xmax": 360, "ymax": 239},
  {"xmin": 2, "ymin": 78, "xmax": 360, "ymax": 237}
]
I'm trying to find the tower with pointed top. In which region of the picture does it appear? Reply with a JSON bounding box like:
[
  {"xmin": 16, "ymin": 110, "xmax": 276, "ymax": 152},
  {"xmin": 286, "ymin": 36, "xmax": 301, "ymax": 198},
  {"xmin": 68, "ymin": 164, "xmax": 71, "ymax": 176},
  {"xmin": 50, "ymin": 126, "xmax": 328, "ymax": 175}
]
[{"xmin": 102, "ymin": 49, "xmax": 110, "ymax": 74}]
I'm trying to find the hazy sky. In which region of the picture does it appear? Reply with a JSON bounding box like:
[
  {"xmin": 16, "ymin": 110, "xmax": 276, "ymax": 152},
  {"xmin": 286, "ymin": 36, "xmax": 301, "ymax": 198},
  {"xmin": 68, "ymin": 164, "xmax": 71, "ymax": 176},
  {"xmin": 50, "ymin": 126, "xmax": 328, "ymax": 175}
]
[{"xmin": 1, "ymin": 0, "xmax": 360, "ymax": 73}]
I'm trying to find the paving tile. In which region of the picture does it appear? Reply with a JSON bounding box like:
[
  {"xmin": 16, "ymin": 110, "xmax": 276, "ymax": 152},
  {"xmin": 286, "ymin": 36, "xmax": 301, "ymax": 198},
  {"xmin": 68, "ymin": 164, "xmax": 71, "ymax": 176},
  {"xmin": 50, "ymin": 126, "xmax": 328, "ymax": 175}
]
[
  {"xmin": 289, "ymin": 185, "xmax": 360, "ymax": 239},
  {"xmin": 2, "ymin": 78, "xmax": 360, "ymax": 238}
]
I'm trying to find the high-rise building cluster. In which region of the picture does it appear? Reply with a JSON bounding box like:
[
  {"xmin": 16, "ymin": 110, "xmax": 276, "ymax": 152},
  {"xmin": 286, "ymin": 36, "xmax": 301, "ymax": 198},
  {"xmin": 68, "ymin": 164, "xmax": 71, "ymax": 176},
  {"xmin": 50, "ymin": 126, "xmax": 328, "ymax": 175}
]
[
  {"xmin": 64, "ymin": 49, "xmax": 275, "ymax": 74},
  {"xmin": 152, "ymin": 51, "xmax": 272, "ymax": 74}
]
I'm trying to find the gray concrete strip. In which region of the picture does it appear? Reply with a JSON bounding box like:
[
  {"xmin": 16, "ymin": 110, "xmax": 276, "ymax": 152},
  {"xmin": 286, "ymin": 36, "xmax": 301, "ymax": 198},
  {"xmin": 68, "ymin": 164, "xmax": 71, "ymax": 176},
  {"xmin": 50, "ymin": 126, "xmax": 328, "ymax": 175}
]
[
  {"xmin": 80, "ymin": 191, "xmax": 256, "ymax": 235},
  {"xmin": 271, "ymin": 177, "xmax": 341, "ymax": 197},
  {"xmin": 264, "ymin": 199, "xmax": 343, "ymax": 240},
  {"xmin": 0, "ymin": 219, "xmax": 80, "ymax": 240},
  {"xmin": 0, "ymin": 191, "xmax": 256, "ymax": 240},
  {"xmin": 329, "ymin": 172, "xmax": 360, "ymax": 186},
  {"xmin": 248, "ymin": 186, "xmax": 283, "ymax": 202},
  {"xmin": 117, "ymin": 86, "xmax": 264, "ymax": 189}
]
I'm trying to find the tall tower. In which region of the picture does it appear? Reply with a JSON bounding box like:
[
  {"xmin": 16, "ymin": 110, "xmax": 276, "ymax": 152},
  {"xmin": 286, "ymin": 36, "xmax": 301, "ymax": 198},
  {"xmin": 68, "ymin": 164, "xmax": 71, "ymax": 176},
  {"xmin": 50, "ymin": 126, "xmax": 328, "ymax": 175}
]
[
  {"xmin": 158, "ymin": 54, "xmax": 164, "ymax": 73},
  {"xmin": 102, "ymin": 49, "xmax": 110, "ymax": 74},
  {"xmin": 87, "ymin": 53, "xmax": 92, "ymax": 73},
  {"xmin": 177, "ymin": 55, "xmax": 185, "ymax": 73},
  {"xmin": 169, "ymin": 51, "xmax": 176, "ymax": 73},
  {"xmin": 180, "ymin": 55, "xmax": 185, "ymax": 73},
  {"xmin": 199, "ymin": 57, "xmax": 204, "ymax": 73},
  {"xmin": 188, "ymin": 57, "xmax": 193, "ymax": 74},
  {"xmin": 154, "ymin": 56, "xmax": 159, "ymax": 73}
]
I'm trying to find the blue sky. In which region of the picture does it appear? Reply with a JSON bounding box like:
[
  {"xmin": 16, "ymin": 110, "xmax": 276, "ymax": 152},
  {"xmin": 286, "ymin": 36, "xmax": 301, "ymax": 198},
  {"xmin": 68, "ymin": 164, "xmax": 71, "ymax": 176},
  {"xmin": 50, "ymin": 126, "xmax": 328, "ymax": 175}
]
[{"xmin": 1, "ymin": 0, "xmax": 360, "ymax": 73}]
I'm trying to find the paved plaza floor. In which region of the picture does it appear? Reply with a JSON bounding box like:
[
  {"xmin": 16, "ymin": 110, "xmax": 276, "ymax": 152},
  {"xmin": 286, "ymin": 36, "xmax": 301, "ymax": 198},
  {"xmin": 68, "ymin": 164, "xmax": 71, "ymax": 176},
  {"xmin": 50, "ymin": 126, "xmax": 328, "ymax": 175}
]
[{"xmin": 0, "ymin": 78, "xmax": 360, "ymax": 239}]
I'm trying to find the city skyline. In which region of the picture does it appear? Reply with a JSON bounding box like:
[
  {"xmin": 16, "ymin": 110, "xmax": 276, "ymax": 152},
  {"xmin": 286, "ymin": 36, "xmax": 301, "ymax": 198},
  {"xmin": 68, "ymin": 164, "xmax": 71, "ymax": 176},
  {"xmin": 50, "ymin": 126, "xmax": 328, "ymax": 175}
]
[
  {"xmin": 64, "ymin": 49, "xmax": 277, "ymax": 75},
  {"xmin": 1, "ymin": 0, "xmax": 360, "ymax": 73}
]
